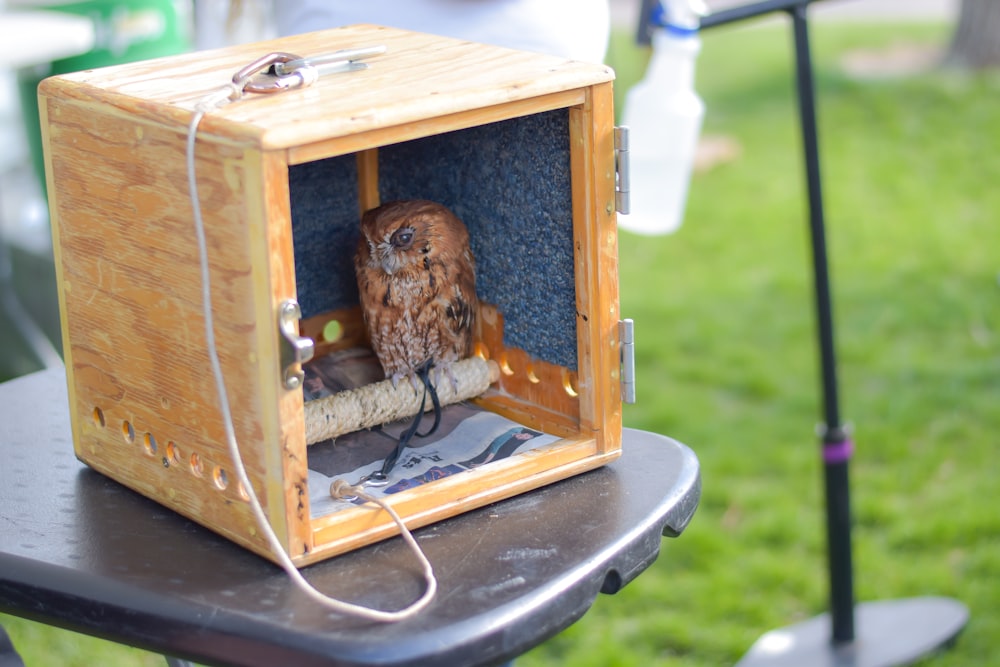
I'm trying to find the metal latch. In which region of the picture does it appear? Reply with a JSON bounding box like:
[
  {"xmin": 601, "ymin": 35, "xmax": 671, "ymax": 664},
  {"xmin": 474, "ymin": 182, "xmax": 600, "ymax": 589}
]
[
  {"xmin": 619, "ymin": 318, "xmax": 636, "ymax": 404},
  {"xmin": 278, "ymin": 300, "xmax": 314, "ymax": 390},
  {"xmin": 614, "ymin": 126, "xmax": 631, "ymax": 215}
]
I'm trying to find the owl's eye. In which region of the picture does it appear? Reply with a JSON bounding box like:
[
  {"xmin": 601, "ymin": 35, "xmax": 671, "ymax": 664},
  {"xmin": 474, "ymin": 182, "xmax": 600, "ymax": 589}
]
[{"xmin": 390, "ymin": 227, "xmax": 415, "ymax": 249}]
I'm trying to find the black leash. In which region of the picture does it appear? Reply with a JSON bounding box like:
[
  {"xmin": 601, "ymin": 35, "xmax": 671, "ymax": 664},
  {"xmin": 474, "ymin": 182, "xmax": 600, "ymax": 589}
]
[{"xmin": 375, "ymin": 360, "xmax": 442, "ymax": 478}]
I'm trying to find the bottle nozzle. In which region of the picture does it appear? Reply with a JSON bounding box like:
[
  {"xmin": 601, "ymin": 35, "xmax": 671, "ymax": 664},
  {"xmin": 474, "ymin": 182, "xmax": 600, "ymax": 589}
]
[{"xmin": 652, "ymin": 0, "xmax": 709, "ymax": 34}]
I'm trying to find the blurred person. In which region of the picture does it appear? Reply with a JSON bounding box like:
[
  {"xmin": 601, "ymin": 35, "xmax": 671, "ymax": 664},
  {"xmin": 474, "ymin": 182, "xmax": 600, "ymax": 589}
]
[{"xmin": 274, "ymin": 0, "xmax": 610, "ymax": 63}]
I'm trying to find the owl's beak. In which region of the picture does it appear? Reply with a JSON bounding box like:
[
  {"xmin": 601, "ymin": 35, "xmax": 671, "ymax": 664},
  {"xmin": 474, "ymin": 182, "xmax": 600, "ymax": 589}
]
[{"xmin": 377, "ymin": 247, "xmax": 399, "ymax": 275}]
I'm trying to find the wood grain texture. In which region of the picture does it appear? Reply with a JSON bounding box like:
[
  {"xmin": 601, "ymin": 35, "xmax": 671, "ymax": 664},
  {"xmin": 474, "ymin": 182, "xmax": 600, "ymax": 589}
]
[
  {"xmin": 42, "ymin": 24, "xmax": 621, "ymax": 566},
  {"xmin": 41, "ymin": 25, "xmax": 614, "ymax": 152},
  {"xmin": 253, "ymin": 149, "xmax": 312, "ymax": 557},
  {"xmin": 42, "ymin": 92, "xmax": 289, "ymax": 560},
  {"xmin": 285, "ymin": 89, "xmax": 586, "ymax": 166},
  {"xmin": 356, "ymin": 149, "xmax": 380, "ymax": 214},
  {"xmin": 473, "ymin": 303, "xmax": 581, "ymax": 438},
  {"xmin": 307, "ymin": 440, "xmax": 618, "ymax": 565},
  {"xmin": 570, "ymin": 82, "xmax": 622, "ymax": 455},
  {"xmin": 299, "ymin": 306, "xmax": 369, "ymax": 358}
]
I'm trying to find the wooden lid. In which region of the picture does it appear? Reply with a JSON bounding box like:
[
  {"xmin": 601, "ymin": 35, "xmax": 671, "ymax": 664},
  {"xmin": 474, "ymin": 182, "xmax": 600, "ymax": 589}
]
[{"xmin": 40, "ymin": 24, "xmax": 614, "ymax": 150}]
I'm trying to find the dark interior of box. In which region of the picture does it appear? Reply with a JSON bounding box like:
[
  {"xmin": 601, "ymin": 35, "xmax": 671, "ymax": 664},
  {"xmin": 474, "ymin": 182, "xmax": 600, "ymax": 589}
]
[
  {"xmin": 288, "ymin": 109, "xmax": 581, "ymax": 513},
  {"xmin": 288, "ymin": 108, "xmax": 579, "ymax": 371}
]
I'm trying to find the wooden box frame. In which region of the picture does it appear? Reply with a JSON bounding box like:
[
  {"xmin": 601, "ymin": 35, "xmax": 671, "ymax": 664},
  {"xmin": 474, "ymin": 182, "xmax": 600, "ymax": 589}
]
[{"xmin": 40, "ymin": 25, "xmax": 623, "ymax": 566}]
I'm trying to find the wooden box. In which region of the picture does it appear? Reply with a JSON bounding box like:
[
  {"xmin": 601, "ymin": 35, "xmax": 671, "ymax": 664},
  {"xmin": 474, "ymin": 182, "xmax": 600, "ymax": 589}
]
[{"xmin": 40, "ymin": 25, "xmax": 625, "ymax": 565}]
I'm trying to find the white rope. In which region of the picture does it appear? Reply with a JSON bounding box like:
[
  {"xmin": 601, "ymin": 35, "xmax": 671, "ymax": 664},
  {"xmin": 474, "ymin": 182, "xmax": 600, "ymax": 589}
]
[{"xmin": 186, "ymin": 82, "xmax": 436, "ymax": 622}]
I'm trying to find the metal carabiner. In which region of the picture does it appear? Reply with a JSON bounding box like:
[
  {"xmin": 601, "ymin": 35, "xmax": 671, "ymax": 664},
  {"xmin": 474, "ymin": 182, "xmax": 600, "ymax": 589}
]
[
  {"xmin": 273, "ymin": 45, "xmax": 387, "ymax": 77},
  {"xmin": 232, "ymin": 51, "xmax": 313, "ymax": 95},
  {"xmin": 232, "ymin": 46, "xmax": 386, "ymax": 95},
  {"xmin": 358, "ymin": 471, "xmax": 391, "ymax": 488}
]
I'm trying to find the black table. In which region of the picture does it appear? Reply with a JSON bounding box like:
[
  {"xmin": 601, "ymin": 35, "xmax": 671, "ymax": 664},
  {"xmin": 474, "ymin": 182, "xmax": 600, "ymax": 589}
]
[{"xmin": 0, "ymin": 368, "xmax": 700, "ymax": 667}]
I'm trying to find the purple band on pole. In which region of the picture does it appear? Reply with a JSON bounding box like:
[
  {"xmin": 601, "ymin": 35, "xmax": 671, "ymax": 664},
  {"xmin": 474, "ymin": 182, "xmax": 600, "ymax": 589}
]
[{"xmin": 823, "ymin": 439, "xmax": 854, "ymax": 464}]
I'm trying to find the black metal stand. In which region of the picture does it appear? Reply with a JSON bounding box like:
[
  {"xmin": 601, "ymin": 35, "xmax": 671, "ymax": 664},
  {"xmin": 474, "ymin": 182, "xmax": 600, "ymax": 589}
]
[{"xmin": 639, "ymin": 1, "xmax": 969, "ymax": 664}]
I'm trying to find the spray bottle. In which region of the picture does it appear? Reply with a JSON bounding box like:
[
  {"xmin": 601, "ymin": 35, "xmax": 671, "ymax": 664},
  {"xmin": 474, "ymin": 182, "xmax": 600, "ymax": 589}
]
[{"xmin": 619, "ymin": 0, "xmax": 706, "ymax": 235}]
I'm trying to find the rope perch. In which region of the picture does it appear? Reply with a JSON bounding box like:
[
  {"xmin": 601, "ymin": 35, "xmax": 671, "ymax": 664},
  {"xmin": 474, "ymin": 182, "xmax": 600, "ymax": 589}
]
[{"xmin": 305, "ymin": 357, "xmax": 500, "ymax": 445}]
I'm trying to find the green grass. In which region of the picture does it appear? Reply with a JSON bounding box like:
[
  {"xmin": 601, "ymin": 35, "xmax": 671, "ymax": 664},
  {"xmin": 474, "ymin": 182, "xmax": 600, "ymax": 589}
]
[
  {"xmin": 4, "ymin": 18, "xmax": 1000, "ymax": 667},
  {"xmin": 519, "ymin": 19, "xmax": 1000, "ymax": 667}
]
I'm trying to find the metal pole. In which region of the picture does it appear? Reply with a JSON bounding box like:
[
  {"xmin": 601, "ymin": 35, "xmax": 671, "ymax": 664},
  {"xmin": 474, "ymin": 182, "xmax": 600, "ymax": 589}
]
[
  {"xmin": 700, "ymin": 0, "xmax": 831, "ymax": 31},
  {"xmin": 788, "ymin": 4, "xmax": 855, "ymax": 644},
  {"xmin": 688, "ymin": 4, "xmax": 972, "ymax": 664}
]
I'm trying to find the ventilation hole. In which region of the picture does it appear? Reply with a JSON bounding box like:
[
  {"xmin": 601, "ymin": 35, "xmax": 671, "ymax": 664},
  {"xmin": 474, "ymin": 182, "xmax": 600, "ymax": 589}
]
[
  {"xmin": 498, "ymin": 352, "xmax": 514, "ymax": 376},
  {"xmin": 190, "ymin": 452, "xmax": 204, "ymax": 477},
  {"xmin": 121, "ymin": 421, "xmax": 135, "ymax": 443},
  {"xmin": 322, "ymin": 319, "xmax": 343, "ymax": 343},
  {"xmin": 526, "ymin": 363, "xmax": 541, "ymax": 384},
  {"xmin": 561, "ymin": 368, "xmax": 579, "ymax": 397},
  {"xmin": 143, "ymin": 433, "xmax": 158, "ymax": 456},
  {"xmin": 237, "ymin": 482, "xmax": 250, "ymax": 501},
  {"xmin": 473, "ymin": 341, "xmax": 490, "ymax": 360},
  {"xmin": 92, "ymin": 407, "xmax": 105, "ymax": 428},
  {"xmin": 165, "ymin": 441, "xmax": 180, "ymax": 464},
  {"xmin": 213, "ymin": 466, "xmax": 229, "ymax": 490}
]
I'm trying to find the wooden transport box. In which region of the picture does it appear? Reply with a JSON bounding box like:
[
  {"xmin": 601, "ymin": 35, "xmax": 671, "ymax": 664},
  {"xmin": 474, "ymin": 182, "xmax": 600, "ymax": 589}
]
[{"xmin": 40, "ymin": 24, "xmax": 628, "ymax": 565}]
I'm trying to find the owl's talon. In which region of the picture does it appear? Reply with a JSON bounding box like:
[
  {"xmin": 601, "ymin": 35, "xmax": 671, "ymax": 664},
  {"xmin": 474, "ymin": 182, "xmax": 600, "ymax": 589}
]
[
  {"xmin": 389, "ymin": 372, "xmax": 404, "ymax": 390},
  {"xmin": 425, "ymin": 363, "xmax": 458, "ymax": 394},
  {"xmin": 389, "ymin": 372, "xmax": 423, "ymax": 393},
  {"xmin": 427, "ymin": 365, "xmax": 441, "ymax": 390},
  {"xmin": 442, "ymin": 364, "xmax": 460, "ymax": 394}
]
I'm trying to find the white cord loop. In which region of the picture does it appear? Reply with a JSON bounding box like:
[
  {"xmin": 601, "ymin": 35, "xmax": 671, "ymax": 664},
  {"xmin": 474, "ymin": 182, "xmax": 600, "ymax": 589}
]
[
  {"xmin": 185, "ymin": 52, "xmax": 435, "ymax": 623},
  {"xmin": 194, "ymin": 82, "xmax": 242, "ymax": 113}
]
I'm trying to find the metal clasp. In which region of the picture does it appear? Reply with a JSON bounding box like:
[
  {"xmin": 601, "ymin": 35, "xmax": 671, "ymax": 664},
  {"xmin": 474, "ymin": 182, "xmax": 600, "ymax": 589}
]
[
  {"xmin": 614, "ymin": 126, "xmax": 631, "ymax": 215},
  {"xmin": 619, "ymin": 319, "xmax": 636, "ymax": 404},
  {"xmin": 278, "ymin": 299, "xmax": 314, "ymax": 390},
  {"xmin": 358, "ymin": 472, "xmax": 391, "ymax": 488},
  {"xmin": 232, "ymin": 46, "xmax": 387, "ymax": 95},
  {"xmin": 232, "ymin": 52, "xmax": 310, "ymax": 95},
  {"xmin": 274, "ymin": 45, "xmax": 387, "ymax": 77}
]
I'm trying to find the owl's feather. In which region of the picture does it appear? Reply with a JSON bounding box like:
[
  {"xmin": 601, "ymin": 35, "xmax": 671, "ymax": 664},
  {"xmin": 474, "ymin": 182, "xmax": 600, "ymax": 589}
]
[{"xmin": 354, "ymin": 199, "xmax": 478, "ymax": 388}]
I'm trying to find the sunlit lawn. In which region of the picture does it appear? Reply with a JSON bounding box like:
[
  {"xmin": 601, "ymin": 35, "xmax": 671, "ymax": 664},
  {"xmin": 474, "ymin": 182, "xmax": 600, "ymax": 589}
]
[{"xmin": 522, "ymin": 17, "xmax": 1000, "ymax": 667}]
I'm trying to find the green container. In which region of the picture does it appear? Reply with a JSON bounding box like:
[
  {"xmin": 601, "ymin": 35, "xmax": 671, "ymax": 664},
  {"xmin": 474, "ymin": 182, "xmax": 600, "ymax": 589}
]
[{"xmin": 17, "ymin": 0, "xmax": 191, "ymax": 193}]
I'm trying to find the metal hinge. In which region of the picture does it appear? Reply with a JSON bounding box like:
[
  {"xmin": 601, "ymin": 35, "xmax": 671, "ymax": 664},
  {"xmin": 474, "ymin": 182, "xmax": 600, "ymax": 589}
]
[
  {"xmin": 614, "ymin": 126, "xmax": 631, "ymax": 215},
  {"xmin": 619, "ymin": 318, "xmax": 636, "ymax": 404},
  {"xmin": 278, "ymin": 299, "xmax": 315, "ymax": 390}
]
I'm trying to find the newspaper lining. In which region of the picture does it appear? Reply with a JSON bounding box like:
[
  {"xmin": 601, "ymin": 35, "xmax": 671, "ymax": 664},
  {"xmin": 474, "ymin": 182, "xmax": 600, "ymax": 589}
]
[{"xmin": 304, "ymin": 349, "xmax": 559, "ymax": 519}]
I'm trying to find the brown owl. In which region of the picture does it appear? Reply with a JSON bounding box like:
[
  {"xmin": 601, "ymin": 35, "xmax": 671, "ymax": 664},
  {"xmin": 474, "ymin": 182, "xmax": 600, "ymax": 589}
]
[{"xmin": 354, "ymin": 199, "xmax": 478, "ymax": 390}]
